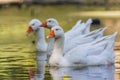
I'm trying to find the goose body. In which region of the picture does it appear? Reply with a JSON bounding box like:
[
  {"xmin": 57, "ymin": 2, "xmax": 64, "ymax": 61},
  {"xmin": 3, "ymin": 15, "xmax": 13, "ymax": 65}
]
[
  {"xmin": 64, "ymin": 27, "xmax": 106, "ymax": 53},
  {"xmin": 47, "ymin": 26, "xmax": 117, "ymax": 67}
]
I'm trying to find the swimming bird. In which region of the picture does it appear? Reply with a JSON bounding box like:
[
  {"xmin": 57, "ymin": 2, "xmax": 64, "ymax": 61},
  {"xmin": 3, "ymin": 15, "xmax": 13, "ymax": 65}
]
[{"xmin": 47, "ymin": 26, "xmax": 117, "ymax": 67}]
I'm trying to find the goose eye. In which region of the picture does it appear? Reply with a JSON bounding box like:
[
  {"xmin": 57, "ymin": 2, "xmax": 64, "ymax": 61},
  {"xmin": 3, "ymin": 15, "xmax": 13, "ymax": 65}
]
[
  {"xmin": 48, "ymin": 20, "xmax": 52, "ymax": 23},
  {"xmin": 32, "ymin": 23, "xmax": 35, "ymax": 26},
  {"xmin": 56, "ymin": 29, "xmax": 59, "ymax": 31}
]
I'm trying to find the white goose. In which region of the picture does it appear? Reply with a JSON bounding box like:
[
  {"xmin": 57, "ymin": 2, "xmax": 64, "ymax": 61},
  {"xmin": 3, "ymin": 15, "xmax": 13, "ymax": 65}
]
[
  {"xmin": 41, "ymin": 18, "xmax": 92, "ymax": 41},
  {"xmin": 26, "ymin": 19, "xmax": 47, "ymax": 60},
  {"xmin": 47, "ymin": 26, "xmax": 117, "ymax": 67}
]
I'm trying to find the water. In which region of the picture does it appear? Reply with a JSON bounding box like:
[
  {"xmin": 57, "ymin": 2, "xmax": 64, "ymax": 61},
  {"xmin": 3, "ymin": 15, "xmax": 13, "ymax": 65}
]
[
  {"xmin": 0, "ymin": 43, "xmax": 36, "ymax": 80},
  {"xmin": 0, "ymin": 14, "xmax": 120, "ymax": 80},
  {"xmin": 49, "ymin": 65, "xmax": 115, "ymax": 80},
  {"xmin": 0, "ymin": 44, "xmax": 120, "ymax": 80},
  {"xmin": 0, "ymin": 35, "xmax": 120, "ymax": 80}
]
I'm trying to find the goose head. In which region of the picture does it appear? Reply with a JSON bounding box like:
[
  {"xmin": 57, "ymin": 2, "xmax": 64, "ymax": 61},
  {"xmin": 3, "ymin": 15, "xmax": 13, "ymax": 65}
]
[
  {"xmin": 26, "ymin": 19, "xmax": 41, "ymax": 36},
  {"xmin": 41, "ymin": 18, "xmax": 59, "ymax": 29},
  {"xmin": 47, "ymin": 26, "xmax": 64, "ymax": 39}
]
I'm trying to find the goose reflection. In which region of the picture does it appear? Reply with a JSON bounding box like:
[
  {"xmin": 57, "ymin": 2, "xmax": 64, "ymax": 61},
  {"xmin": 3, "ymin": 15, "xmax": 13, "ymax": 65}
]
[
  {"xmin": 34, "ymin": 60, "xmax": 46, "ymax": 80},
  {"xmin": 49, "ymin": 65, "xmax": 115, "ymax": 80},
  {"xmin": 29, "ymin": 51, "xmax": 46, "ymax": 80}
]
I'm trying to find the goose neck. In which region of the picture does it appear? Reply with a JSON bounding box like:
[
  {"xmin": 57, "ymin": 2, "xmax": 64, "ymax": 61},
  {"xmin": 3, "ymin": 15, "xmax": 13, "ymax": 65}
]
[
  {"xmin": 36, "ymin": 27, "xmax": 46, "ymax": 43},
  {"xmin": 35, "ymin": 27, "xmax": 47, "ymax": 52},
  {"xmin": 54, "ymin": 36, "xmax": 64, "ymax": 55}
]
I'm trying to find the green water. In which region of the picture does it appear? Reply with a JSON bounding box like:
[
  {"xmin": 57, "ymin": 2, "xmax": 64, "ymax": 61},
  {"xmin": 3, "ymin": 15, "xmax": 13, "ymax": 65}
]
[
  {"xmin": 0, "ymin": 5, "xmax": 120, "ymax": 80},
  {"xmin": 0, "ymin": 43, "xmax": 120, "ymax": 80},
  {"xmin": 0, "ymin": 21, "xmax": 120, "ymax": 80},
  {"xmin": 0, "ymin": 44, "xmax": 35, "ymax": 80}
]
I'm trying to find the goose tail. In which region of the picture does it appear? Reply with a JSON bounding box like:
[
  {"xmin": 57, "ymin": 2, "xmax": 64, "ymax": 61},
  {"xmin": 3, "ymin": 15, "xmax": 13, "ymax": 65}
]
[
  {"xmin": 95, "ymin": 27, "xmax": 107, "ymax": 38},
  {"xmin": 86, "ymin": 18, "xmax": 92, "ymax": 25},
  {"xmin": 105, "ymin": 32, "xmax": 118, "ymax": 50},
  {"xmin": 84, "ymin": 18, "xmax": 92, "ymax": 34},
  {"xmin": 100, "ymin": 32, "xmax": 118, "ymax": 64},
  {"xmin": 72, "ymin": 20, "xmax": 82, "ymax": 30}
]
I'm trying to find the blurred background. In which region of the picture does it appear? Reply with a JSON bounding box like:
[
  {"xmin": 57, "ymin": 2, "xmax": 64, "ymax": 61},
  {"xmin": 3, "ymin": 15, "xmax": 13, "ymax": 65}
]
[{"xmin": 0, "ymin": 0, "xmax": 120, "ymax": 80}]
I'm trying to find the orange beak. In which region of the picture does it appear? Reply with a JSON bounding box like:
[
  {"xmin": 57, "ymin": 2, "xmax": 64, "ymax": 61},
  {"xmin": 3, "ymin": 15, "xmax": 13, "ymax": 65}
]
[
  {"xmin": 47, "ymin": 30, "xmax": 55, "ymax": 38},
  {"xmin": 40, "ymin": 22, "xmax": 47, "ymax": 28},
  {"xmin": 26, "ymin": 26, "xmax": 33, "ymax": 36}
]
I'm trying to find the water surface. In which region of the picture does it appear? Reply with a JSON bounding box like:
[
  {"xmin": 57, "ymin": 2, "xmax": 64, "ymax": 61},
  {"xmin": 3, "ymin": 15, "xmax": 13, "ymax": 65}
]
[
  {"xmin": 0, "ymin": 9, "xmax": 120, "ymax": 80},
  {"xmin": 0, "ymin": 43, "xmax": 120, "ymax": 80}
]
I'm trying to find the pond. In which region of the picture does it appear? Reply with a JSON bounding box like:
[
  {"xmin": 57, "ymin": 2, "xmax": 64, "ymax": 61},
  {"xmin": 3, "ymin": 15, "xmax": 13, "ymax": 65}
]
[
  {"xmin": 0, "ymin": 6, "xmax": 120, "ymax": 80},
  {"xmin": 0, "ymin": 44, "xmax": 120, "ymax": 80},
  {"xmin": 0, "ymin": 22, "xmax": 120, "ymax": 80}
]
